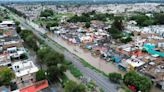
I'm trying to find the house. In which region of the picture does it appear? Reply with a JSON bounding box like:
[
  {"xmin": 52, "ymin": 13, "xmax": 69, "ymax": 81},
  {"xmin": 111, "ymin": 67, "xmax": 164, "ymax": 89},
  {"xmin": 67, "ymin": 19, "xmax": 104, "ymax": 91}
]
[
  {"xmin": 12, "ymin": 60, "xmax": 39, "ymax": 88},
  {"xmin": 0, "ymin": 53, "xmax": 11, "ymax": 67},
  {"xmin": 156, "ymin": 81, "xmax": 164, "ymax": 90},
  {"xmin": 11, "ymin": 80, "xmax": 49, "ymax": 92},
  {"xmin": 17, "ymin": 80, "xmax": 48, "ymax": 92},
  {"xmin": 138, "ymin": 61, "xmax": 164, "ymax": 91},
  {"xmin": 158, "ymin": 42, "xmax": 164, "ymax": 48},
  {"xmin": 125, "ymin": 57, "xmax": 145, "ymax": 68},
  {"xmin": 7, "ymin": 47, "xmax": 26, "ymax": 60},
  {"xmin": 144, "ymin": 44, "xmax": 164, "ymax": 57},
  {"xmin": 0, "ymin": 20, "xmax": 15, "ymax": 27}
]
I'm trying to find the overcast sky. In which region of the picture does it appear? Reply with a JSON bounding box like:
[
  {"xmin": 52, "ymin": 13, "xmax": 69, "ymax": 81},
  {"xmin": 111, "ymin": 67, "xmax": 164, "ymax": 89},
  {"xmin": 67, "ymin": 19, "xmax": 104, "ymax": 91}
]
[{"xmin": 0, "ymin": 0, "xmax": 163, "ymax": 2}]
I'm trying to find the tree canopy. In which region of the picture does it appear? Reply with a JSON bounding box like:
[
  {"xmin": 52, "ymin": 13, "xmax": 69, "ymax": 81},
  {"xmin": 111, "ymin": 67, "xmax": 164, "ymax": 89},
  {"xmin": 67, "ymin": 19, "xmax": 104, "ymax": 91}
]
[
  {"xmin": 108, "ymin": 72, "xmax": 122, "ymax": 83},
  {"xmin": 19, "ymin": 30, "xmax": 39, "ymax": 51},
  {"xmin": 64, "ymin": 80, "xmax": 86, "ymax": 92},
  {"xmin": 4, "ymin": 6, "xmax": 27, "ymax": 18},
  {"xmin": 40, "ymin": 9, "xmax": 54, "ymax": 18},
  {"xmin": 123, "ymin": 71, "xmax": 152, "ymax": 92},
  {"xmin": 0, "ymin": 67, "xmax": 15, "ymax": 86},
  {"xmin": 37, "ymin": 47, "xmax": 67, "ymax": 82},
  {"xmin": 154, "ymin": 13, "xmax": 164, "ymax": 24},
  {"xmin": 68, "ymin": 12, "xmax": 114, "ymax": 23},
  {"xmin": 36, "ymin": 69, "xmax": 46, "ymax": 82},
  {"xmin": 112, "ymin": 17, "xmax": 124, "ymax": 31}
]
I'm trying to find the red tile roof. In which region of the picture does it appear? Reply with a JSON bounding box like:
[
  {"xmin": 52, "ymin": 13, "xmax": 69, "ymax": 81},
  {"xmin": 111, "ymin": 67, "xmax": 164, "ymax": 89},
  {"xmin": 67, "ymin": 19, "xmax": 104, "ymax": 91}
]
[{"xmin": 20, "ymin": 80, "xmax": 49, "ymax": 92}]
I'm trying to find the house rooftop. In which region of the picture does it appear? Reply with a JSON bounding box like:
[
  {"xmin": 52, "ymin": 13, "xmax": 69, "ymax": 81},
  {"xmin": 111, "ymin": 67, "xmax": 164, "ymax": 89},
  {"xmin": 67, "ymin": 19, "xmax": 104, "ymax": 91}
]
[
  {"xmin": 0, "ymin": 21, "xmax": 15, "ymax": 25},
  {"xmin": 12, "ymin": 60, "xmax": 39, "ymax": 77},
  {"xmin": 138, "ymin": 60, "xmax": 164, "ymax": 81}
]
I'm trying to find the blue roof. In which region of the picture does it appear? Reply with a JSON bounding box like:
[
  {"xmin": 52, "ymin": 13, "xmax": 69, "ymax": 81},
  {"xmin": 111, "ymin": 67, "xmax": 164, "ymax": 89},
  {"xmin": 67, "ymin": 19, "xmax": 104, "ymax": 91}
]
[
  {"xmin": 144, "ymin": 44, "xmax": 164, "ymax": 57},
  {"xmin": 112, "ymin": 56, "xmax": 121, "ymax": 63}
]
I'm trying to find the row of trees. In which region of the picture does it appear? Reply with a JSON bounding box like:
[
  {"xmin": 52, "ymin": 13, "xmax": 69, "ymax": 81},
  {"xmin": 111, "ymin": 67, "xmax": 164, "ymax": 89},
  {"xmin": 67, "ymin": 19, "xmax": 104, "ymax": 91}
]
[
  {"xmin": 40, "ymin": 9, "xmax": 54, "ymax": 18},
  {"xmin": 130, "ymin": 13, "xmax": 164, "ymax": 27},
  {"xmin": 39, "ymin": 9, "xmax": 59, "ymax": 30},
  {"xmin": 107, "ymin": 17, "xmax": 133, "ymax": 43},
  {"xmin": 37, "ymin": 47, "xmax": 67, "ymax": 82},
  {"xmin": 16, "ymin": 28, "xmax": 39, "ymax": 51},
  {"xmin": 108, "ymin": 71, "xmax": 152, "ymax": 92},
  {"xmin": 46, "ymin": 21, "xmax": 59, "ymax": 30},
  {"xmin": 4, "ymin": 5, "xmax": 27, "ymax": 18},
  {"xmin": 68, "ymin": 11, "xmax": 114, "ymax": 23},
  {"xmin": 15, "ymin": 22, "xmax": 86, "ymax": 92},
  {"xmin": 16, "ymin": 24, "xmax": 67, "ymax": 83},
  {"xmin": 108, "ymin": 17, "xmax": 124, "ymax": 39}
]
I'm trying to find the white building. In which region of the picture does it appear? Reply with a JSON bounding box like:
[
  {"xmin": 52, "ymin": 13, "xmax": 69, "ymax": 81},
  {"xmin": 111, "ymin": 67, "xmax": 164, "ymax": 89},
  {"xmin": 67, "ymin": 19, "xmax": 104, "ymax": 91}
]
[{"xmin": 12, "ymin": 60, "xmax": 39, "ymax": 85}]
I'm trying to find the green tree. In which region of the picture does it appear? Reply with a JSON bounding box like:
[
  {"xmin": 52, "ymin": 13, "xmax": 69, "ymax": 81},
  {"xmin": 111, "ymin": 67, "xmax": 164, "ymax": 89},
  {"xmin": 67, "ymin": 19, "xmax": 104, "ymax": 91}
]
[
  {"xmin": 121, "ymin": 36, "xmax": 132, "ymax": 43},
  {"xmin": 130, "ymin": 14, "xmax": 155, "ymax": 27},
  {"xmin": 15, "ymin": 21, "xmax": 20, "ymax": 26},
  {"xmin": 108, "ymin": 72, "xmax": 122, "ymax": 83},
  {"xmin": 85, "ymin": 22, "xmax": 91, "ymax": 28},
  {"xmin": 154, "ymin": 13, "xmax": 164, "ymax": 24},
  {"xmin": 123, "ymin": 71, "xmax": 152, "ymax": 92},
  {"xmin": 0, "ymin": 67, "xmax": 15, "ymax": 86},
  {"xmin": 40, "ymin": 9, "xmax": 54, "ymax": 18},
  {"xmin": 19, "ymin": 30, "xmax": 39, "ymax": 51},
  {"xmin": 47, "ymin": 65, "xmax": 61, "ymax": 82},
  {"xmin": 64, "ymin": 80, "xmax": 86, "ymax": 92},
  {"xmin": 36, "ymin": 69, "xmax": 46, "ymax": 81},
  {"xmin": 108, "ymin": 27, "xmax": 122, "ymax": 39},
  {"xmin": 16, "ymin": 26, "xmax": 21, "ymax": 33},
  {"xmin": 37, "ymin": 47, "xmax": 51, "ymax": 64},
  {"xmin": 44, "ymin": 51, "xmax": 64, "ymax": 66},
  {"xmin": 0, "ymin": 17, "xmax": 2, "ymax": 23},
  {"xmin": 112, "ymin": 17, "xmax": 124, "ymax": 31}
]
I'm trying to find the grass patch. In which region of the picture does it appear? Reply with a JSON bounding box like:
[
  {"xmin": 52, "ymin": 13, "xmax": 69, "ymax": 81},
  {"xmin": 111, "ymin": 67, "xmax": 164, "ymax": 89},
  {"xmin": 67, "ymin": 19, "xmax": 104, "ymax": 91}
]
[
  {"xmin": 68, "ymin": 64, "xmax": 83, "ymax": 78},
  {"xmin": 60, "ymin": 74, "xmax": 69, "ymax": 87},
  {"xmin": 79, "ymin": 58, "xmax": 108, "ymax": 77}
]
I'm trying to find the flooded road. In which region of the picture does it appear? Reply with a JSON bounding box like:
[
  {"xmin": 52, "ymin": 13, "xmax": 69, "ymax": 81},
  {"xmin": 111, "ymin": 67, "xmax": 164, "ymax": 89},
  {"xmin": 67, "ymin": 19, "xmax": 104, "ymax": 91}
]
[{"xmin": 48, "ymin": 33, "xmax": 124, "ymax": 75}]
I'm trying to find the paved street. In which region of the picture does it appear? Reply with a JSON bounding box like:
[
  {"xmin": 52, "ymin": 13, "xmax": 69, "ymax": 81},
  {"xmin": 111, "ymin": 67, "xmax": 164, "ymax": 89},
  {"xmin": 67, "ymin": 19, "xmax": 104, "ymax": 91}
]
[{"xmin": 9, "ymin": 12, "xmax": 119, "ymax": 92}]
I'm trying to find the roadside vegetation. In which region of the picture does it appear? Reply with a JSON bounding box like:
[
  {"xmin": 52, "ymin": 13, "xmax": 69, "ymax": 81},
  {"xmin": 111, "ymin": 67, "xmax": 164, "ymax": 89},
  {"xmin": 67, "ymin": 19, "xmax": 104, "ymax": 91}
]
[
  {"xmin": 35, "ymin": 9, "xmax": 74, "ymax": 30},
  {"xmin": 16, "ymin": 24, "xmax": 67, "ymax": 82},
  {"xmin": 68, "ymin": 64, "xmax": 83, "ymax": 78},
  {"xmin": 4, "ymin": 5, "xmax": 27, "ymax": 18},
  {"xmin": 64, "ymin": 80, "xmax": 86, "ymax": 92},
  {"xmin": 108, "ymin": 71, "xmax": 152, "ymax": 92},
  {"xmin": 15, "ymin": 21, "xmax": 87, "ymax": 91}
]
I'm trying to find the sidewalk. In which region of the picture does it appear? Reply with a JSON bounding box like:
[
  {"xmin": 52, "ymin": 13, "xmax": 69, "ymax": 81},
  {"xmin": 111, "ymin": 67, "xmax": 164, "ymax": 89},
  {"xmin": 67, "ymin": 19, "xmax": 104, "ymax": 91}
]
[{"xmin": 64, "ymin": 70, "xmax": 80, "ymax": 84}]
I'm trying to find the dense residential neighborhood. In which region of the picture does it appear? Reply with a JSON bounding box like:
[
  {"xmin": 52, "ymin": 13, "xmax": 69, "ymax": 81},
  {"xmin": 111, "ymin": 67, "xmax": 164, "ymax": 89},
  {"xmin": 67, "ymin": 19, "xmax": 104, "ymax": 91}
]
[
  {"xmin": 0, "ymin": 0, "xmax": 163, "ymax": 92},
  {"xmin": 0, "ymin": 9, "xmax": 49, "ymax": 92}
]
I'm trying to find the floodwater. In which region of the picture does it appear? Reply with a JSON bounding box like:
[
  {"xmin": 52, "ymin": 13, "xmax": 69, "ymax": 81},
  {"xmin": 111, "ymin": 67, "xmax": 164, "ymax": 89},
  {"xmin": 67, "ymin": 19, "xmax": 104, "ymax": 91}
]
[
  {"xmin": 150, "ymin": 86, "xmax": 163, "ymax": 92},
  {"xmin": 48, "ymin": 33, "xmax": 124, "ymax": 75},
  {"xmin": 47, "ymin": 32, "xmax": 163, "ymax": 92}
]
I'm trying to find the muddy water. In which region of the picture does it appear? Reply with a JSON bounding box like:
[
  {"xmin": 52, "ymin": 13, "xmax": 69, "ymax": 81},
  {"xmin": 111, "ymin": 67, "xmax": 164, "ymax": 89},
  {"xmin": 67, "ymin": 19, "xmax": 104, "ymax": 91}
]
[
  {"xmin": 48, "ymin": 33, "xmax": 124, "ymax": 75},
  {"xmin": 150, "ymin": 86, "xmax": 163, "ymax": 92},
  {"xmin": 48, "ymin": 33, "xmax": 163, "ymax": 92}
]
